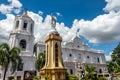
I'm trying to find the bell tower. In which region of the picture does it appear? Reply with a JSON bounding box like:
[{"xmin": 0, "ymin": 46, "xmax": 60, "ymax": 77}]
[
  {"xmin": 9, "ymin": 11, "xmax": 36, "ymax": 80},
  {"xmin": 40, "ymin": 16, "xmax": 67, "ymax": 80},
  {"xmin": 9, "ymin": 11, "xmax": 34, "ymax": 56}
]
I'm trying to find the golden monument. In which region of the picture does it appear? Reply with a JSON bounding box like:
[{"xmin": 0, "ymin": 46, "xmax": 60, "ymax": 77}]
[{"xmin": 40, "ymin": 16, "xmax": 67, "ymax": 80}]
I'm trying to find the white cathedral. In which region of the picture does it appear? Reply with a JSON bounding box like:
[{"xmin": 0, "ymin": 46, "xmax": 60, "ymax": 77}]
[{"xmin": 0, "ymin": 12, "xmax": 108, "ymax": 80}]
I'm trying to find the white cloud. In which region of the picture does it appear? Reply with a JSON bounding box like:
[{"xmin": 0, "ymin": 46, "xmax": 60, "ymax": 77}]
[
  {"xmin": 0, "ymin": 0, "xmax": 22, "ymax": 14},
  {"xmin": 1, "ymin": 0, "xmax": 120, "ymax": 44},
  {"xmin": 27, "ymin": 11, "xmax": 70, "ymax": 42},
  {"xmin": 0, "ymin": 4, "xmax": 12, "ymax": 14},
  {"xmin": 13, "ymin": 8, "xmax": 21, "ymax": 14},
  {"xmin": 105, "ymin": 52, "xmax": 112, "ymax": 61},
  {"xmin": 9, "ymin": 0, "xmax": 22, "ymax": 8},
  {"xmin": 105, "ymin": 55, "xmax": 111, "ymax": 61},
  {"xmin": 69, "ymin": 0, "xmax": 120, "ymax": 43},
  {"xmin": 73, "ymin": 11, "xmax": 120, "ymax": 43},
  {"xmin": 0, "ymin": 0, "xmax": 22, "ymax": 43},
  {"xmin": 1, "ymin": 11, "xmax": 120, "ymax": 44},
  {"xmin": 38, "ymin": 11, "xmax": 43, "ymax": 15},
  {"xmin": 56, "ymin": 12, "xmax": 62, "ymax": 16},
  {"xmin": 0, "ymin": 14, "xmax": 15, "ymax": 43},
  {"xmin": 104, "ymin": 0, "xmax": 120, "ymax": 12}
]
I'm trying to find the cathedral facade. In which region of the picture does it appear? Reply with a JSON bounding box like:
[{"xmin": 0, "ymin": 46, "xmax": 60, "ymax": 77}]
[
  {"xmin": 36, "ymin": 35, "xmax": 108, "ymax": 79},
  {"xmin": 0, "ymin": 12, "xmax": 108, "ymax": 80}
]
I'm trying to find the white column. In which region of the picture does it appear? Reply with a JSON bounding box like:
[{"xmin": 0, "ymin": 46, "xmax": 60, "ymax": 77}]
[
  {"xmin": 27, "ymin": 21, "xmax": 30, "ymax": 33},
  {"xmin": 19, "ymin": 19, "xmax": 23, "ymax": 30},
  {"xmin": 13, "ymin": 21, "xmax": 16, "ymax": 31}
]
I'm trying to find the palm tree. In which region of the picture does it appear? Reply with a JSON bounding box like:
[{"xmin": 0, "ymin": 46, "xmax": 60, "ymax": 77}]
[
  {"xmin": 83, "ymin": 65, "xmax": 107, "ymax": 80},
  {"xmin": 35, "ymin": 52, "xmax": 45, "ymax": 71},
  {"xmin": 83, "ymin": 65, "xmax": 97, "ymax": 80},
  {"xmin": 0, "ymin": 43, "xmax": 21, "ymax": 80},
  {"xmin": 85, "ymin": 65, "xmax": 96, "ymax": 73}
]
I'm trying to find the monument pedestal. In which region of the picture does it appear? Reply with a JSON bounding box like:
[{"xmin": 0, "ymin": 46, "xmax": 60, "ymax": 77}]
[{"xmin": 40, "ymin": 68, "xmax": 66, "ymax": 80}]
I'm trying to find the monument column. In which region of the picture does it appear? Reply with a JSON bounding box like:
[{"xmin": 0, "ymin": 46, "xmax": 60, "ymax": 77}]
[{"xmin": 40, "ymin": 16, "xmax": 67, "ymax": 80}]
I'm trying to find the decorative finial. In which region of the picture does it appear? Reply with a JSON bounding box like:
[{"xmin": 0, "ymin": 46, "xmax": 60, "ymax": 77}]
[
  {"xmin": 24, "ymin": 8, "xmax": 27, "ymax": 15},
  {"xmin": 76, "ymin": 29, "xmax": 80, "ymax": 36},
  {"xmin": 51, "ymin": 15, "xmax": 56, "ymax": 28}
]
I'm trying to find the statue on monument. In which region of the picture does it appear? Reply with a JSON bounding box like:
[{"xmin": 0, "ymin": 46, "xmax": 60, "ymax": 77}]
[{"xmin": 51, "ymin": 16, "xmax": 56, "ymax": 28}]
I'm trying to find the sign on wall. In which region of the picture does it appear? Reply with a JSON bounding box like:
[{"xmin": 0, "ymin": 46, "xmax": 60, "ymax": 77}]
[{"xmin": 24, "ymin": 71, "xmax": 36, "ymax": 80}]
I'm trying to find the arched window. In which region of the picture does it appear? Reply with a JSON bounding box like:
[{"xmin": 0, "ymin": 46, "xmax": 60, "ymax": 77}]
[
  {"xmin": 20, "ymin": 39, "xmax": 26, "ymax": 50},
  {"xmin": 97, "ymin": 57, "xmax": 100, "ymax": 63},
  {"xmin": 79, "ymin": 54, "xmax": 81, "ymax": 59},
  {"xmin": 31, "ymin": 24, "xmax": 33, "ymax": 34},
  {"xmin": 17, "ymin": 62, "xmax": 23, "ymax": 71},
  {"xmin": 87, "ymin": 56, "xmax": 89, "ymax": 59},
  {"xmin": 55, "ymin": 43, "xmax": 58, "ymax": 67},
  {"xmin": 23, "ymin": 21, "xmax": 27, "ymax": 30},
  {"xmin": 70, "ymin": 69, "xmax": 73, "ymax": 74},
  {"xmin": 16, "ymin": 21, "xmax": 19, "ymax": 29},
  {"xmin": 99, "ymin": 69, "xmax": 102, "ymax": 73},
  {"xmin": 69, "ymin": 54, "xmax": 72, "ymax": 57}
]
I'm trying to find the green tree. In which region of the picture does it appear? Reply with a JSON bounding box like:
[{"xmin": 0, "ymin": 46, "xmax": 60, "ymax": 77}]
[
  {"xmin": 111, "ymin": 43, "xmax": 120, "ymax": 73},
  {"xmin": 85, "ymin": 65, "xmax": 96, "ymax": 74},
  {"xmin": 66, "ymin": 73, "xmax": 70, "ymax": 80},
  {"xmin": 107, "ymin": 61, "xmax": 115, "ymax": 80},
  {"xmin": 0, "ymin": 43, "xmax": 21, "ymax": 80},
  {"xmin": 35, "ymin": 52, "xmax": 45, "ymax": 71},
  {"xmin": 44, "ymin": 74, "xmax": 51, "ymax": 80},
  {"xmin": 83, "ymin": 65, "xmax": 107, "ymax": 80},
  {"xmin": 107, "ymin": 61, "xmax": 115, "ymax": 73},
  {"xmin": 33, "ymin": 75, "xmax": 40, "ymax": 80},
  {"xmin": 68, "ymin": 74, "xmax": 79, "ymax": 80},
  {"xmin": 83, "ymin": 65, "xmax": 97, "ymax": 80},
  {"xmin": 107, "ymin": 43, "xmax": 120, "ymax": 80},
  {"xmin": 98, "ymin": 76, "xmax": 107, "ymax": 80},
  {"xmin": 8, "ymin": 76, "xmax": 14, "ymax": 80}
]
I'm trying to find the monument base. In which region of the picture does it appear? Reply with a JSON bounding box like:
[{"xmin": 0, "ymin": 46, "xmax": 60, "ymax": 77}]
[{"xmin": 40, "ymin": 68, "xmax": 67, "ymax": 80}]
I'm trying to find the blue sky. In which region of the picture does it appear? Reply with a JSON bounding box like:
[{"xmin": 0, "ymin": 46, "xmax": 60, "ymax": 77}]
[
  {"xmin": 0, "ymin": 0, "xmax": 106, "ymax": 25},
  {"xmin": 19, "ymin": 0, "xmax": 106, "ymax": 26},
  {"xmin": 0, "ymin": 0, "xmax": 120, "ymax": 61}
]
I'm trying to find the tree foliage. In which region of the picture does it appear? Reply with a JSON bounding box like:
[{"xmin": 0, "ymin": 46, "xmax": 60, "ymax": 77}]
[
  {"xmin": 111, "ymin": 43, "xmax": 120, "ymax": 64},
  {"xmin": 44, "ymin": 74, "xmax": 51, "ymax": 80},
  {"xmin": 0, "ymin": 43, "xmax": 21, "ymax": 80},
  {"xmin": 85, "ymin": 65, "xmax": 96, "ymax": 74},
  {"xmin": 106, "ymin": 43, "xmax": 120, "ymax": 80},
  {"xmin": 68, "ymin": 74, "xmax": 79, "ymax": 80},
  {"xmin": 35, "ymin": 52, "xmax": 45, "ymax": 71},
  {"xmin": 33, "ymin": 75, "xmax": 40, "ymax": 80},
  {"xmin": 107, "ymin": 43, "xmax": 120, "ymax": 73},
  {"xmin": 82, "ymin": 65, "xmax": 107, "ymax": 80},
  {"xmin": 82, "ymin": 65, "xmax": 97, "ymax": 80},
  {"xmin": 107, "ymin": 61, "xmax": 115, "ymax": 73}
]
